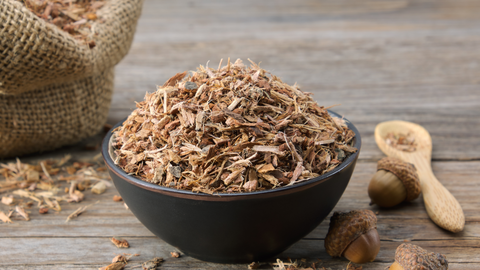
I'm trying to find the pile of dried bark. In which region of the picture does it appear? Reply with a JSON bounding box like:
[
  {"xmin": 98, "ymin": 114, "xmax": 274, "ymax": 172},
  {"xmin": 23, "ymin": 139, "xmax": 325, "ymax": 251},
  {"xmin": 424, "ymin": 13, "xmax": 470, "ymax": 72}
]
[{"xmin": 112, "ymin": 59, "xmax": 357, "ymax": 194}]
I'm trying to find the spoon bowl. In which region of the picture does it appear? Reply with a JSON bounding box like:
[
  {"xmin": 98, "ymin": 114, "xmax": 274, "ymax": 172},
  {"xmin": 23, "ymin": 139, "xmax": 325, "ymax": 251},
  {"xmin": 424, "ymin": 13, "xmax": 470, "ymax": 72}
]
[{"xmin": 375, "ymin": 120, "xmax": 464, "ymax": 233}]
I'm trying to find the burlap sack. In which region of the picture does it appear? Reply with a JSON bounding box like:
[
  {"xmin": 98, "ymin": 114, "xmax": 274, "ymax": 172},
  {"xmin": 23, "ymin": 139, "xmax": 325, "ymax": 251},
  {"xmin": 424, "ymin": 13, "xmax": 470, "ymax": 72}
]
[
  {"xmin": 0, "ymin": 0, "xmax": 144, "ymax": 158},
  {"xmin": 0, "ymin": 68, "xmax": 114, "ymax": 158}
]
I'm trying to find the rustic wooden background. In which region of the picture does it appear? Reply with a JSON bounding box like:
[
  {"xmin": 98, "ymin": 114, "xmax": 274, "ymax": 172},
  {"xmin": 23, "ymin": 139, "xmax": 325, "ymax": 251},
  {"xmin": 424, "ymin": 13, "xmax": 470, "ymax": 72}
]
[{"xmin": 1, "ymin": 0, "xmax": 479, "ymax": 269}]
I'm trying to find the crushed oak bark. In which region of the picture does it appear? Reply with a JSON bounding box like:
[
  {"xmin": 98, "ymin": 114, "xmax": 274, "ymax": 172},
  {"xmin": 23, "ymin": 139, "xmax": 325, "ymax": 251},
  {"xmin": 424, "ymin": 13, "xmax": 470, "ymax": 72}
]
[{"xmin": 112, "ymin": 59, "xmax": 357, "ymax": 194}]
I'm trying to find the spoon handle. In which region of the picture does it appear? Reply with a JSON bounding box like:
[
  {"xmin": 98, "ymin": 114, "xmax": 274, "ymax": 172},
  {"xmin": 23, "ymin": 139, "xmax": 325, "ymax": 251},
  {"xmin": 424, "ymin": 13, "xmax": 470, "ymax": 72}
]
[
  {"xmin": 374, "ymin": 123, "xmax": 465, "ymax": 233},
  {"xmin": 409, "ymin": 156, "xmax": 465, "ymax": 233}
]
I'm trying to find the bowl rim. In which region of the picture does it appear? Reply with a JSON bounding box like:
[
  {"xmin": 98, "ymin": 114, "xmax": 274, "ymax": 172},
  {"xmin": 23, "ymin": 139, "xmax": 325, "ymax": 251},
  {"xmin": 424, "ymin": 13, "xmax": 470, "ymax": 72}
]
[{"xmin": 102, "ymin": 110, "xmax": 361, "ymax": 200}]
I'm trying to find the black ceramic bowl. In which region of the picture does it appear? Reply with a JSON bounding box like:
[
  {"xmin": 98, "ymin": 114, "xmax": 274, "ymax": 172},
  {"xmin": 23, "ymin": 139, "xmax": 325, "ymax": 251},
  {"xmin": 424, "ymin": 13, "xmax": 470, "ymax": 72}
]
[{"xmin": 102, "ymin": 111, "xmax": 361, "ymax": 264}]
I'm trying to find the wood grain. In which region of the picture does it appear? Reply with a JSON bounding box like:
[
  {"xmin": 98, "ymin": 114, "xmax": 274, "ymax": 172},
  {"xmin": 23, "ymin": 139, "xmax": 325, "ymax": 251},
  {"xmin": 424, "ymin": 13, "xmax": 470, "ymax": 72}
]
[
  {"xmin": 0, "ymin": 238, "xmax": 478, "ymax": 268},
  {"xmin": 2, "ymin": 0, "xmax": 480, "ymax": 268}
]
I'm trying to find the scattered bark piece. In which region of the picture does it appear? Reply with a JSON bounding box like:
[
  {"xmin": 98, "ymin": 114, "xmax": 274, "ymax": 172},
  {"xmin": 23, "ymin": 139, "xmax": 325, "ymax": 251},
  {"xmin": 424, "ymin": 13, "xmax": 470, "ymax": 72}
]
[
  {"xmin": 40, "ymin": 161, "xmax": 54, "ymax": 183},
  {"xmin": 1, "ymin": 156, "xmax": 110, "ymax": 222},
  {"xmin": 68, "ymin": 190, "xmax": 85, "ymax": 203},
  {"xmin": 142, "ymin": 257, "xmax": 164, "ymax": 270},
  {"xmin": 65, "ymin": 201, "xmax": 98, "ymax": 222},
  {"xmin": 28, "ymin": 183, "xmax": 37, "ymax": 191},
  {"xmin": 99, "ymin": 262, "xmax": 126, "ymax": 270},
  {"xmin": 112, "ymin": 255, "xmax": 128, "ymax": 264},
  {"xmin": 26, "ymin": 170, "xmax": 40, "ymax": 181},
  {"xmin": 111, "ymin": 237, "xmax": 130, "ymax": 248},
  {"xmin": 68, "ymin": 182, "xmax": 85, "ymax": 203},
  {"xmin": 248, "ymin": 262, "xmax": 261, "ymax": 269},
  {"xmin": 46, "ymin": 198, "xmax": 62, "ymax": 212},
  {"xmin": 1, "ymin": 196, "xmax": 14, "ymax": 206},
  {"xmin": 66, "ymin": 166, "xmax": 77, "ymax": 175},
  {"xmin": 66, "ymin": 205, "xmax": 88, "ymax": 222},
  {"xmin": 92, "ymin": 181, "xmax": 107, "ymax": 194},
  {"xmin": 0, "ymin": 211, "xmax": 12, "ymax": 223},
  {"xmin": 77, "ymin": 182, "xmax": 87, "ymax": 191},
  {"xmin": 271, "ymin": 258, "xmax": 314, "ymax": 270},
  {"xmin": 111, "ymin": 253, "xmax": 139, "ymax": 264},
  {"xmin": 15, "ymin": 205, "xmax": 30, "ymax": 221}
]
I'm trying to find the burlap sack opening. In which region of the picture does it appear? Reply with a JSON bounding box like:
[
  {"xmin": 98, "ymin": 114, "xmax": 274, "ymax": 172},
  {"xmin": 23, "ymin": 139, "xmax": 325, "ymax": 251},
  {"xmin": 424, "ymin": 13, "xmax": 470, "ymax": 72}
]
[
  {"xmin": 0, "ymin": 0, "xmax": 144, "ymax": 158},
  {"xmin": 0, "ymin": 0, "xmax": 144, "ymax": 94}
]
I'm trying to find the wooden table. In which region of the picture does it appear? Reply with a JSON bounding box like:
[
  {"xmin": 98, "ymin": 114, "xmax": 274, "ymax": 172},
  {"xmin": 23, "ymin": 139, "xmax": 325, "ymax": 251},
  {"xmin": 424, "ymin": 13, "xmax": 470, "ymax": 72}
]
[{"xmin": 1, "ymin": 0, "xmax": 479, "ymax": 269}]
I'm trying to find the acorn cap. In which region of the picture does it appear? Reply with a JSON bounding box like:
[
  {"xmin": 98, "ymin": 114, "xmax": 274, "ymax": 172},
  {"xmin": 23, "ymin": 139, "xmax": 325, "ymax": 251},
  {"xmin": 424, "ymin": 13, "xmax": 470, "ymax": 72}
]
[
  {"xmin": 324, "ymin": 209, "xmax": 377, "ymax": 257},
  {"xmin": 377, "ymin": 157, "xmax": 421, "ymax": 202},
  {"xmin": 395, "ymin": 243, "xmax": 448, "ymax": 270}
]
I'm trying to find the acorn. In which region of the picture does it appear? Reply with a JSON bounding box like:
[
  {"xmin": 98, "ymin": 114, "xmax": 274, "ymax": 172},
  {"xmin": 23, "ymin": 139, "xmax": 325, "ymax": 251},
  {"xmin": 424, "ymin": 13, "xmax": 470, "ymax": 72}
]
[
  {"xmin": 389, "ymin": 243, "xmax": 448, "ymax": 270},
  {"xmin": 368, "ymin": 157, "xmax": 421, "ymax": 208},
  {"xmin": 325, "ymin": 209, "xmax": 380, "ymax": 264}
]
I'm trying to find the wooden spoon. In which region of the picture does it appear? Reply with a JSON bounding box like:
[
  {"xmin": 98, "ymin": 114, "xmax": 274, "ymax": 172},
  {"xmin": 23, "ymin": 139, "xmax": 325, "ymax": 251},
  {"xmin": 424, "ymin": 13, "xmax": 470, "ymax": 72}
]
[{"xmin": 375, "ymin": 120, "xmax": 464, "ymax": 233}]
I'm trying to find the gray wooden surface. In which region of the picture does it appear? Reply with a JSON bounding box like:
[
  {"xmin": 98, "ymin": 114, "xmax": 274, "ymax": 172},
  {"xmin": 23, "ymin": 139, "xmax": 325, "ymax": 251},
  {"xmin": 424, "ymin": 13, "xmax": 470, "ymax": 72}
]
[{"xmin": 1, "ymin": 0, "xmax": 480, "ymax": 269}]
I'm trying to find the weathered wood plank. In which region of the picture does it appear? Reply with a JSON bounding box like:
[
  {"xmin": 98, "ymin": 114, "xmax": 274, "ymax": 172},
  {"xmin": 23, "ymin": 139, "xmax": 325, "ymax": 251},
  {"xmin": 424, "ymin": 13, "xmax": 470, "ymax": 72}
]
[{"xmin": 0, "ymin": 237, "xmax": 478, "ymax": 269}]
